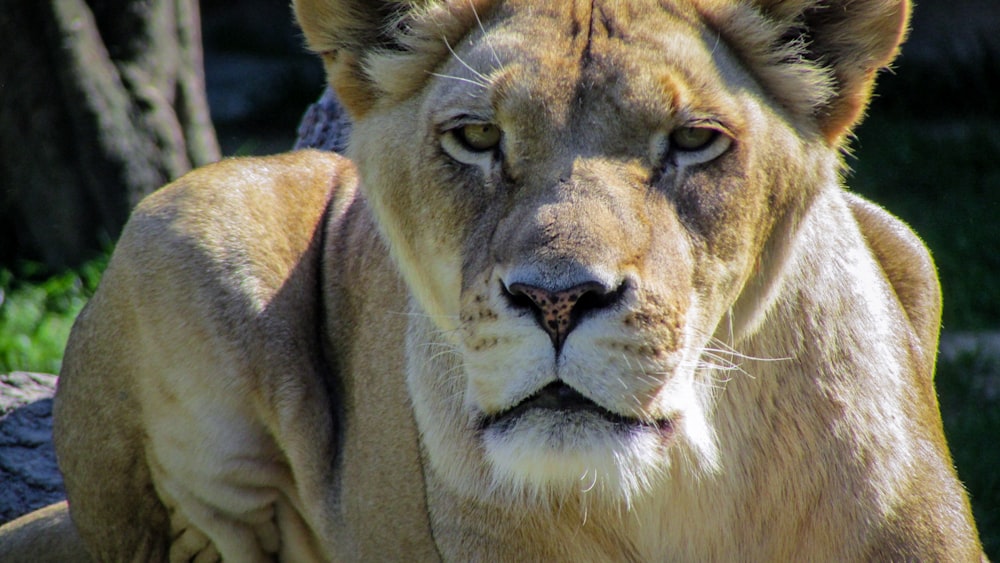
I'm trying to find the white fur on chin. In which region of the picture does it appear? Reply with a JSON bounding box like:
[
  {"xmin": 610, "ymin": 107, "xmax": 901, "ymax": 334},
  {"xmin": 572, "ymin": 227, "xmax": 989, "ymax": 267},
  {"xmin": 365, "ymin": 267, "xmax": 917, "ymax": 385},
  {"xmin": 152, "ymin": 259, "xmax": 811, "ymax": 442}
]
[{"xmin": 481, "ymin": 405, "xmax": 719, "ymax": 508}]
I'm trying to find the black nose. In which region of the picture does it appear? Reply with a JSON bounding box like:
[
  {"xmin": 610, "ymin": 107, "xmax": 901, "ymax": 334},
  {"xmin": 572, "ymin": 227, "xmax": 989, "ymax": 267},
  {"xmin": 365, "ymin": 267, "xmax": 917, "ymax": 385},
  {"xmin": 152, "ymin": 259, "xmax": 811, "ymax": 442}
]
[{"xmin": 502, "ymin": 279, "xmax": 626, "ymax": 351}]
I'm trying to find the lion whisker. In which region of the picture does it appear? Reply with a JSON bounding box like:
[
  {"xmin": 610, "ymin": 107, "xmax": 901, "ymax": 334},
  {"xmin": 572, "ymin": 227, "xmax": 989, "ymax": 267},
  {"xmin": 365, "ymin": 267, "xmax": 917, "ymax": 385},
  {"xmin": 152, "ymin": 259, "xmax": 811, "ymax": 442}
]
[
  {"xmin": 692, "ymin": 377, "xmax": 732, "ymax": 391},
  {"xmin": 579, "ymin": 468, "xmax": 598, "ymax": 493},
  {"xmin": 418, "ymin": 341, "xmax": 458, "ymax": 350},
  {"xmin": 427, "ymin": 71, "xmax": 490, "ymax": 90},
  {"xmin": 467, "ymin": 0, "xmax": 501, "ymax": 68},
  {"xmin": 691, "ymin": 326, "xmax": 793, "ymax": 364},
  {"xmin": 441, "ymin": 36, "xmax": 492, "ymax": 86},
  {"xmin": 386, "ymin": 309, "xmax": 461, "ymax": 322},
  {"xmin": 427, "ymin": 349, "xmax": 462, "ymax": 364},
  {"xmin": 703, "ymin": 344, "xmax": 792, "ymax": 364}
]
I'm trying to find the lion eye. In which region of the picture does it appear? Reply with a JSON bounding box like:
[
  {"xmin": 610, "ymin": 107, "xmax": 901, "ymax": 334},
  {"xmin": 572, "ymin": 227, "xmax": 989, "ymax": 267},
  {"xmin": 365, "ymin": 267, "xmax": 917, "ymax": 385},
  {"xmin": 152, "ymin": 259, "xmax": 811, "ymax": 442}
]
[
  {"xmin": 441, "ymin": 121, "xmax": 503, "ymax": 171},
  {"xmin": 670, "ymin": 126, "xmax": 718, "ymax": 152},
  {"xmin": 454, "ymin": 123, "xmax": 502, "ymax": 152},
  {"xmin": 653, "ymin": 124, "xmax": 731, "ymax": 170}
]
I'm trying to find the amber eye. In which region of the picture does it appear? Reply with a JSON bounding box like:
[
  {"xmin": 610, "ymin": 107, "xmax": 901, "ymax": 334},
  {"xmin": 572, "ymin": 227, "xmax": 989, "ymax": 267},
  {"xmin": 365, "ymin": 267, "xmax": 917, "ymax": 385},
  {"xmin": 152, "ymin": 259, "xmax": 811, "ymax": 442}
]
[
  {"xmin": 670, "ymin": 126, "xmax": 718, "ymax": 152},
  {"xmin": 454, "ymin": 123, "xmax": 502, "ymax": 152}
]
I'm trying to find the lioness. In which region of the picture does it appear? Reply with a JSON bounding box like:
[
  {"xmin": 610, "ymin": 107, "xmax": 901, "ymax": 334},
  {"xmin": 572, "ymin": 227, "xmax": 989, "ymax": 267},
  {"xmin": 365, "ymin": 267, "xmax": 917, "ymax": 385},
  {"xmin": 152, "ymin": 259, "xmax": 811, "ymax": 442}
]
[{"xmin": 0, "ymin": 0, "xmax": 987, "ymax": 560}]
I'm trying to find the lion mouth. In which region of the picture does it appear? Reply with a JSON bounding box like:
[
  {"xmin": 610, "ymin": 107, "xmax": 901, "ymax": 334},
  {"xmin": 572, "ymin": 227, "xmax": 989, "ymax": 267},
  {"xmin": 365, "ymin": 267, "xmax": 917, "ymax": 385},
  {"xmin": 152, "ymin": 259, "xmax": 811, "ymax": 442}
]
[{"xmin": 481, "ymin": 381, "xmax": 671, "ymax": 433}]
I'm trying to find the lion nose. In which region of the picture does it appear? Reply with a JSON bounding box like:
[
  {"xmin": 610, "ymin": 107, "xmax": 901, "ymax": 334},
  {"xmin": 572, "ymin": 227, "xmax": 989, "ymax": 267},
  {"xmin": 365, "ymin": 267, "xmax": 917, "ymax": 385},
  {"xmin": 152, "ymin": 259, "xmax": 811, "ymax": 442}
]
[{"xmin": 503, "ymin": 280, "xmax": 626, "ymax": 352}]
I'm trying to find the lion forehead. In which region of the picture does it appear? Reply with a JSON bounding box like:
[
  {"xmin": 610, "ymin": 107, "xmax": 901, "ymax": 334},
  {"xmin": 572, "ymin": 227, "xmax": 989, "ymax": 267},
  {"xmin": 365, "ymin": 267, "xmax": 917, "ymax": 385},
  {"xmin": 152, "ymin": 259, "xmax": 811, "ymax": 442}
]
[{"xmin": 363, "ymin": 0, "xmax": 830, "ymax": 132}]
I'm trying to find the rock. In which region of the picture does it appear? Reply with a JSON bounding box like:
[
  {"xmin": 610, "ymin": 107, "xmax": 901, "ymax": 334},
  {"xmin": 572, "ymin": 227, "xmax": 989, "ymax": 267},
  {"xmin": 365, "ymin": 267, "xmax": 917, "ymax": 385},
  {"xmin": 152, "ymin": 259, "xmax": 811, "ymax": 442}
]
[
  {"xmin": 0, "ymin": 372, "xmax": 57, "ymax": 416},
  {"xmin": 0, "ymin": 373, "xmax": 64, "ymax": 525},
  {"xmin": 293, "ymin": 87, "xmax": 351, "ymax": 153}
]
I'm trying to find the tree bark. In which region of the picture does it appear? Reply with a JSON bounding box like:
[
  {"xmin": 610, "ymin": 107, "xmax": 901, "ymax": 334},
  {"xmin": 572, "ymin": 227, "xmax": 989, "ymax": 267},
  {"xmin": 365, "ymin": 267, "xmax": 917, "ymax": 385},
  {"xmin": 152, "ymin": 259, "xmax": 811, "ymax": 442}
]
[{"xmin": 0, "ymin": 0, "xmax": 220, "ymax": 270}]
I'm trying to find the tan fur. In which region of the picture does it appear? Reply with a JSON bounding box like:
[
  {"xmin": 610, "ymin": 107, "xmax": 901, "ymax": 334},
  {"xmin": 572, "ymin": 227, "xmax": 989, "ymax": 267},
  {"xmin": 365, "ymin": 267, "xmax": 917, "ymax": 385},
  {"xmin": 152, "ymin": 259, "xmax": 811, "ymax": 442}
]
[
  {"xmin": 0, "ymin": 502, "xmax": 90, "ymax": 562},
  {"xmin": 0, "ymin": 0, "xmax": 986, "ymax": 560}
]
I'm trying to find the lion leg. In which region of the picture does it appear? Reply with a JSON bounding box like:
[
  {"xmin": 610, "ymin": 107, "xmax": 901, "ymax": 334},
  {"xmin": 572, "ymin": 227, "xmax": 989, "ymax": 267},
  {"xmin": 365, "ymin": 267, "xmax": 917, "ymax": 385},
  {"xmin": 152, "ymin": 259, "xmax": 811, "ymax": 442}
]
[{"xmin": 0, "ymin": 501, "xmax": 91, "ymax": 562}]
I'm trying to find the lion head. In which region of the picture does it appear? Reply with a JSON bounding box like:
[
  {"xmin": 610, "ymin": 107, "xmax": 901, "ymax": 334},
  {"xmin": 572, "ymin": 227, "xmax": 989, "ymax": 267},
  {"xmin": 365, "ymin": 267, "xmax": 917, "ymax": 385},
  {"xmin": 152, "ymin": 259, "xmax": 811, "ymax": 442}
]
[{"xmin": 295, "ymin": 0, "xmax": 909, "ymax": 506}]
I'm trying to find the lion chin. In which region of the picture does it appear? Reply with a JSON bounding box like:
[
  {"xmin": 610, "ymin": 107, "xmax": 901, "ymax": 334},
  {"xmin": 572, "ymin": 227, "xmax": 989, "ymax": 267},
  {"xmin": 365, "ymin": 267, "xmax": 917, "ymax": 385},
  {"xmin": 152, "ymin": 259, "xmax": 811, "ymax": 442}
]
[{"xmin": 480, "ymin": 381, "xmax": 675, "ymax": 495}]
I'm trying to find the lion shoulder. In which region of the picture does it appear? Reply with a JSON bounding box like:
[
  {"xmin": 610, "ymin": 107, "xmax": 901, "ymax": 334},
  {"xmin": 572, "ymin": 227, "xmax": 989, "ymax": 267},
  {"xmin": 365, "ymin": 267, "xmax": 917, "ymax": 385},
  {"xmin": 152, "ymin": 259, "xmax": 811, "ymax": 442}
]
[
  {"xmin": 846, "ymin": 192, "xmax": 942, "ymax": 372},
  {"xmin": 53, "ymin": 149, "xmax": 358, "ymax": 561}
]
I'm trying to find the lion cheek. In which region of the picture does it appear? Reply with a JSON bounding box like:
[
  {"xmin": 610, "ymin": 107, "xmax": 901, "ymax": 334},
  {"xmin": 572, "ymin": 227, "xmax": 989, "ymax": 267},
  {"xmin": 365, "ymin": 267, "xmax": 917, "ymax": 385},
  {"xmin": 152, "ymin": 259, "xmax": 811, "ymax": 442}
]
[
  {"xmin": 372, "ymin": 209, "xmax": 465, "ymax": 329},
  {"xmin": 462, "ymin": 347, "xmax": 555, "ymax": 416}
]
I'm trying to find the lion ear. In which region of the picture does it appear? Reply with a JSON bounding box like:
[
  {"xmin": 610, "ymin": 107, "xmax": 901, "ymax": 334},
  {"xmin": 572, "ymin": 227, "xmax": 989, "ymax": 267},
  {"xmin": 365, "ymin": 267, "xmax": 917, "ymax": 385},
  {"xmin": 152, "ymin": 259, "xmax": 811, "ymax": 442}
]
[
  {"xmin": 293, "ymin": 0, "xmax": 418, "ymax": 118},
  {"xmin": 758, "ymin": 0, "xmax": 910, "ymax": 143}
]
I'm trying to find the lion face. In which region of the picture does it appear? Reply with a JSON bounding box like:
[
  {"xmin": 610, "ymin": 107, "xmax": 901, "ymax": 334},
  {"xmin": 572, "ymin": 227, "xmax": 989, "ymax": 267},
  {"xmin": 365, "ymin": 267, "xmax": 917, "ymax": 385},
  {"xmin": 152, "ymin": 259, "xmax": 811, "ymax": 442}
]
[{"xmin": 342, "ymin": 1, "xmax": 840, "ymax": 504}]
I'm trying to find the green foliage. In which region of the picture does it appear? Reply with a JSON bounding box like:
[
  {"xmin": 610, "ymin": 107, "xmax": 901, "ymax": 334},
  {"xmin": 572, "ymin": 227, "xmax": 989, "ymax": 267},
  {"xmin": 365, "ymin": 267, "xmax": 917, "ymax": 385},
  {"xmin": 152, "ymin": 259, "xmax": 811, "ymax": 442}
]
[
  {"xmin": 936, "ymin": 349, "xmax": 1000, "ymax": 558},
  {"xmin": 0, "ymin": 257, "xmax": 106, "ymax": 375},
  {"xmin": 850, "ymin": 115, "xmax": 1000, "ymax": 329}
]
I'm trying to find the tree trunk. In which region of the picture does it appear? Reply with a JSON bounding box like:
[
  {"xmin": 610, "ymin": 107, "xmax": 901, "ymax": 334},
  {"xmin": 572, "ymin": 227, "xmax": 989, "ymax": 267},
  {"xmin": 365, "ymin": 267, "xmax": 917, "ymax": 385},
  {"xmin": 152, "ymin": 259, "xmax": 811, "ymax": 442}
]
[{"xmin": 0, "ymin": 0, "xmax": 220, "ymax": 271}]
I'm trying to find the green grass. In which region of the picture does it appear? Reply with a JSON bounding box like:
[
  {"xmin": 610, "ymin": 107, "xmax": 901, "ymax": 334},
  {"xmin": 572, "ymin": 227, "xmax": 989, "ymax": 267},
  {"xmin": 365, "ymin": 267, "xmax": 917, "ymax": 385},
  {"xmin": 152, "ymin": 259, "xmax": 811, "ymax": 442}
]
[
  {"xmin": 849, "ymin": 115, "xmax": 1000, "ymax": 330},
  {"xmin": 936, "ymin": 348, "xmax": 1000, "ymax": 558},
  {"xmin": 0, "ymin": 257, "xmax": 105, "ymax": 375}
]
